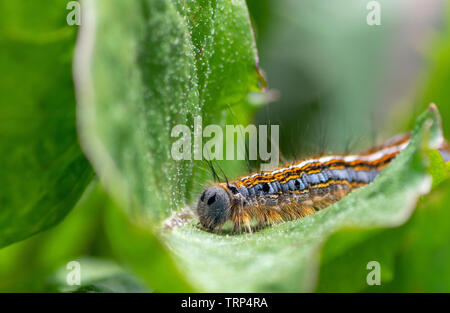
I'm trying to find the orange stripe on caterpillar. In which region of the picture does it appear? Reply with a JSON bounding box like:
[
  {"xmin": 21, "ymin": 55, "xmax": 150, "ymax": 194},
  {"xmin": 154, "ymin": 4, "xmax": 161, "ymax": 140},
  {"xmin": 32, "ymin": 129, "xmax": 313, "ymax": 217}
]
[{"xmin": 197, "ymin": 133, "xmax": 411, "ymax": 233}]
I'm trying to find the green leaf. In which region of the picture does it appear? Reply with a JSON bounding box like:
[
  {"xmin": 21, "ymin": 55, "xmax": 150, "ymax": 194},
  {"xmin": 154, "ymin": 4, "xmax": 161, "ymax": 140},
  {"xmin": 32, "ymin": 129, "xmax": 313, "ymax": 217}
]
[
  {"xmin": 379, "ymin": 179, "xmax": 450, "ymax": 292},
  {"xmin": 163, "ymin": 106, "xmax": 445, "ymax": 292},
  {"xmin": 426, "ymin": 149, "xmax": 448, "ymax": 188},
  {"xmin": 0, "ymin": 0, "xmax": 93, "ymax": 248},
  {"xmin": 75, "ymin": 0, "xmax": 264, "ymax": 222},
  {"xmin": 0, "ymin": 181, "xmax": 106, "ymax": 292},
  {"xmin": 316, "ymin": 177, "xmax": 450, "ymax": 292},
  {"xmin": 104, "ymin": 194, "xmax": 194, "ymax": 292},
  {"xmin": 0, "ymin": 180, "xmax": 190, "ymax": 292}
]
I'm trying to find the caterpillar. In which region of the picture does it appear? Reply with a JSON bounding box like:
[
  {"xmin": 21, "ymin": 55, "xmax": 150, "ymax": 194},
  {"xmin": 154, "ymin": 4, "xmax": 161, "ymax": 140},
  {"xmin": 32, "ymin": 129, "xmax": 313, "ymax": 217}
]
[{"xmin": 197, "ymin": 133, "xmax": 412, "ymax": 233}]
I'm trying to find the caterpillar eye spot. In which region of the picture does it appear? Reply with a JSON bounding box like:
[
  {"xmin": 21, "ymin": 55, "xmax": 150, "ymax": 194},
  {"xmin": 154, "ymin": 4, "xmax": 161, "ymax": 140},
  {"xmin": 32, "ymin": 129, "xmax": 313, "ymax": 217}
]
[
  {"xmin": 229, "ymin": 185, "xmax": 239, "ymax": 194},
  {"xmin": 207, "ymin": 194, "xmax": 216, "ymax": 205}
]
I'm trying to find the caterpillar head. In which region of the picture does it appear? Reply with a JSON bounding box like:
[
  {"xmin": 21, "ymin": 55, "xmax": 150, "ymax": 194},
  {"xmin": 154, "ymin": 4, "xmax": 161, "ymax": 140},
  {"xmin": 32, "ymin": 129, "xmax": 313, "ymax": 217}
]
[{"xmin": 197, "ymin": 184, "xmax": 232, "ymax": 230}]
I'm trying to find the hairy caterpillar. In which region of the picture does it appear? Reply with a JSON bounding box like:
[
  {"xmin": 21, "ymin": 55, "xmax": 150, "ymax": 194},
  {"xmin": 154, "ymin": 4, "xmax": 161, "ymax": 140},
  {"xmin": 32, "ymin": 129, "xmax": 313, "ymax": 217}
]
[{"xmin": 197, "ymin": 134, "xmax": 412, "ymax": 233}]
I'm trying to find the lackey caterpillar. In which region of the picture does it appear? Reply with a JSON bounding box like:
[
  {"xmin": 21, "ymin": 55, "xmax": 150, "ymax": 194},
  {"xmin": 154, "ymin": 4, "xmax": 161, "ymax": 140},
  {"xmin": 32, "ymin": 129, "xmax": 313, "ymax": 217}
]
[{"xmin": 197, "ymin": 134, "xmax": 413, "ymax": 233}]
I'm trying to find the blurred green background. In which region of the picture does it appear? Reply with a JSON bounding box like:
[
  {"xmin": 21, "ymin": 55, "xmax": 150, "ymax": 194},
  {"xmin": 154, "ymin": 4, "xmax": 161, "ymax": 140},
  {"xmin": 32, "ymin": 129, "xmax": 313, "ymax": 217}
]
[{"xmin": 0, "ymin": 0, "xmax": 449, "ymax": 292}]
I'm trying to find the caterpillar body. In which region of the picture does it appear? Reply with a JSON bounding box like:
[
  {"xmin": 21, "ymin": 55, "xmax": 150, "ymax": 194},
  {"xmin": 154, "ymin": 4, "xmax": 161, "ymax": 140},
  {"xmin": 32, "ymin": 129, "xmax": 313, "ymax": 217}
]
[{"xmin": 197, "ymin": 133, "xmax": 411, "ymax": 233}]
